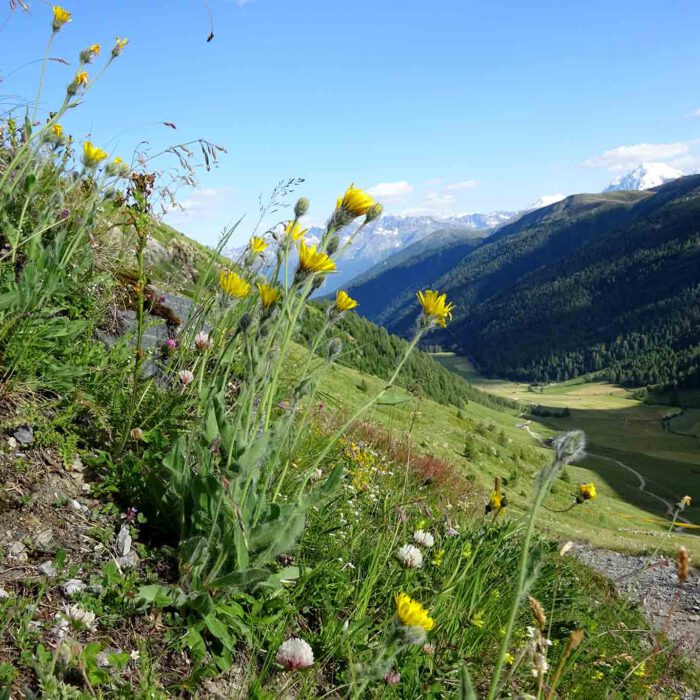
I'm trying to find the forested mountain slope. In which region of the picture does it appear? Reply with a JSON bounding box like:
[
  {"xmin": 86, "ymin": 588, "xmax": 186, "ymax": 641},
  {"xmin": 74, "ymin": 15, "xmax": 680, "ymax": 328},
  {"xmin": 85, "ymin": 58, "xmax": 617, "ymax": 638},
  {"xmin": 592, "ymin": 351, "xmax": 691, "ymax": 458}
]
[
  {"xmin": 347, "ymin": 176, "xmax": 700, "ymax": 388},
  {"xmin": 333, "ymin": 227, "xmax": 485, "ymax": 324}
]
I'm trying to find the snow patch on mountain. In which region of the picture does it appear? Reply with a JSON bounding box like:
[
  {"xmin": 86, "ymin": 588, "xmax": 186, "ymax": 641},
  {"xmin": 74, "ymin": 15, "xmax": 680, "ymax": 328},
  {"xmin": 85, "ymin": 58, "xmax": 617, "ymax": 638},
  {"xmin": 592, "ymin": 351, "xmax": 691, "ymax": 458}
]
[
  {"xmin": 604, "ymin": 162, "xmax": 684, "ymax": 192},
  {"xmin": 529, "ymin": 193, "xmax": 566, "ymax": 209}
]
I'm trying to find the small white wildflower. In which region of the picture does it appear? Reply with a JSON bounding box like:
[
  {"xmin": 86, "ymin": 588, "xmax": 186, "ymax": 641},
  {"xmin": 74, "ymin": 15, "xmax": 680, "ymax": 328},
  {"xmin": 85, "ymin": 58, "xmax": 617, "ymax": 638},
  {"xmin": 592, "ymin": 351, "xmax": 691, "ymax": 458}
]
[
  {"xmin": 130, "ymin": 649, "xmax": 140, "ymax": 661},
  {"xmin": 62, "ymin": 604, "xmax": 96, "ymax": 630},
  {"xmin": 413, "ymin": 530, "xmax": 435, "ymax": 548},
  {"xmin": 396, "ymin": 544, "xmax": 423, "ymax": 568},
  {"xmin": 310, "ymin": 468, "xmax": 324, "ymax": 483},
  {"xmin": 276, "ymin": 637, "xmax": 314, "ymax": 670}
]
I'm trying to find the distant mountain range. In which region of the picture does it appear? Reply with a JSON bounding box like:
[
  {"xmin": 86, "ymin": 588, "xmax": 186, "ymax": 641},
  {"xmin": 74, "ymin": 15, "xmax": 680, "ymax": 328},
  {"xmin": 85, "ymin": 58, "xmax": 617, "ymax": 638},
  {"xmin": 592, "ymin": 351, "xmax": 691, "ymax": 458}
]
[
  {"xmin": 311, "ymin": 212, "xmax": 517, "ymax": 292},
  {"xmin": 342, "ymin": 175, "xmax": 700, "ymax": 389},
  {"xmin": 228, "ymin": 162, "xmax": 689, "ymax": 296}
]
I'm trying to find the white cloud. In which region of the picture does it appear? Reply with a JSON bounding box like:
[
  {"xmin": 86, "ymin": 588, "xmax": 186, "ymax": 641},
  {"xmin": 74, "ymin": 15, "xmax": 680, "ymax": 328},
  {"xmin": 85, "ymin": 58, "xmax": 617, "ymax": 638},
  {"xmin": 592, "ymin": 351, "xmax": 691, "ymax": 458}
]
[
  {"xmin": 166, "ymin": 187, "xmax": 234, "ymax": 221},
  {"xmin": 367, "ymin": 181, "xmax": 414, "ymax": 198},
  {"xmin": 443, "ymin": 179, "xmax": 480, "ymax": 191},
  {"xmin": 425, "ymin": 190, "xmax": 456, "ymax": 205},
  {"xmin": 582, "ymin": 141, "xmax": 694, "ymax": 171},
  {"xmin": 685, "ymin": 108, "xmax": 700, "ymax": 118}
]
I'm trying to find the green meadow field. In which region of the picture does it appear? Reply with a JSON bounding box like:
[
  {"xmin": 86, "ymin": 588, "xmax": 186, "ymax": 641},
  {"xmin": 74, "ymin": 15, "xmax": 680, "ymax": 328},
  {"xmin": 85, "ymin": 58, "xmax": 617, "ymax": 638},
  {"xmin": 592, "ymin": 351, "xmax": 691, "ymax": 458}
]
[{"xmin": 432, "ymin": 353, "xmax": 700, "ymax": 559}]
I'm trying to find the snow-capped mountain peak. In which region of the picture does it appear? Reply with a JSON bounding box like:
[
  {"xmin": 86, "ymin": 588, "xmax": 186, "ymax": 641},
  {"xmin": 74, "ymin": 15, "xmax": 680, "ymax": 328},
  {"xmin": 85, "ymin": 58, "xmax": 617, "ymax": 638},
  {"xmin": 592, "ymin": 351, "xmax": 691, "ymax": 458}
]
[
  {"xmin": 529, "ymin": 193, "xmax": 567, "ymax": 209},
  {"xmin": 603, "ymin": 162, "xmax": 684, "ymax": 192}
]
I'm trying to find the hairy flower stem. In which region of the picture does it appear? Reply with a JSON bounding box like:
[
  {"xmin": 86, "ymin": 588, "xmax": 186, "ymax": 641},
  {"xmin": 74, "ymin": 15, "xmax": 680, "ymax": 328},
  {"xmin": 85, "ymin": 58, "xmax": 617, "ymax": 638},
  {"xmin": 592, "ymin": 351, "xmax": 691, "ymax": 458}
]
[
  {"xmin": 488, "ymin": 459, "xmax": 563, "ymax": 700},
  {"xmin": 117, "ymin": 216, "xmax": 148, "ymax": 453},
  {"xmin": 31, "ymin": 34, "xmax": 55, "ymax": 123}
]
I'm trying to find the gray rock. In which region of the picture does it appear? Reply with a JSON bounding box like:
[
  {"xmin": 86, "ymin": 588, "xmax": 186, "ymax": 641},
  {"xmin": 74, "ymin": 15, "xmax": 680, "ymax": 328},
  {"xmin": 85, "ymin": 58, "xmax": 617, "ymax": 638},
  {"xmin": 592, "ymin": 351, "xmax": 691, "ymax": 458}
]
[
  {"xmin": 13, "ymin": 425, "xmax": 33, "ymax": 445},
  {"xmin": 115, "ymin": 524, "xmax": 132, "ymax": 557},
  {"xmin": 8, "ymin": 541, "xmax": 28, "ymax": 562},
  {"xmin": 38, "ymin": 561, "xmax": 57, "ymax": 577},
  {"xmin": 62, "ymin": 579, "xmax": 86, "ymax": 596}
]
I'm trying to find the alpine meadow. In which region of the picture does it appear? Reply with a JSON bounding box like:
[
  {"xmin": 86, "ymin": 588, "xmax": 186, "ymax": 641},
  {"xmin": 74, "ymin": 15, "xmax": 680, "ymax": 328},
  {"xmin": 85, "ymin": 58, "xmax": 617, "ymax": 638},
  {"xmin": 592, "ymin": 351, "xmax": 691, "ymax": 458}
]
[{"xmin": 0, "ymin": 3, "xmax": 698, "ymax": 699}]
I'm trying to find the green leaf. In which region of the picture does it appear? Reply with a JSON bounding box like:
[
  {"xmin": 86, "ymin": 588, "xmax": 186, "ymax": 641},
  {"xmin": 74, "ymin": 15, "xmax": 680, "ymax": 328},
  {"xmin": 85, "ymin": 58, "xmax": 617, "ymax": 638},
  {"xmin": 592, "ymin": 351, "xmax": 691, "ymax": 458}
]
[
  {"xmin": 263, "ymin": 565, "xmax": 300, "ymax": 589},
  {"xmin": 456, "ymin": 665, "xmax": 477, "ymax": 700},
  {"xmin": 207, "ymin": 567, "xmax": 270, "ymax": 590},
  {"xmin": 204, "ymin": 613, "xmax": 235, "ymax": 650},
  {"xmin": 375, "ymin": 392, "xmax": 411, "ymax": 406}
]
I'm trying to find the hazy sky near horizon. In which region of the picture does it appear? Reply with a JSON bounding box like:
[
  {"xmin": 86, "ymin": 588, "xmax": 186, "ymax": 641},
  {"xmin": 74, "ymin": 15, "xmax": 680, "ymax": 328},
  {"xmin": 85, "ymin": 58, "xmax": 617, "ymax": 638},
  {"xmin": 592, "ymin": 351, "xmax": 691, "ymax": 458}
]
[{"xmin": 3, "ymin": 0, "xmax": 700, "ymax": 245}]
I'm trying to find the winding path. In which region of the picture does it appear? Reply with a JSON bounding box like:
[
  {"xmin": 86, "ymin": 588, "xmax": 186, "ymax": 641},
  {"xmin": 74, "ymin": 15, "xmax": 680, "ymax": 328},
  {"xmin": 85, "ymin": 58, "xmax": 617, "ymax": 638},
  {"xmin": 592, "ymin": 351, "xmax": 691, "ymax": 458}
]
[{"xmin": 515, "ymin": 421, "xmax": 692, "ymax": 528}]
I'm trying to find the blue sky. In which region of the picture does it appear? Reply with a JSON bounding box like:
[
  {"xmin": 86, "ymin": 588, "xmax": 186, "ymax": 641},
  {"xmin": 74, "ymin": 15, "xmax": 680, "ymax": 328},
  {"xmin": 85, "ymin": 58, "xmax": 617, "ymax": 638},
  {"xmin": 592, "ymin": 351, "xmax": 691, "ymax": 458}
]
[{"xmin": 3, "ymin": 0, "xmax": 700, "ymax": 246}]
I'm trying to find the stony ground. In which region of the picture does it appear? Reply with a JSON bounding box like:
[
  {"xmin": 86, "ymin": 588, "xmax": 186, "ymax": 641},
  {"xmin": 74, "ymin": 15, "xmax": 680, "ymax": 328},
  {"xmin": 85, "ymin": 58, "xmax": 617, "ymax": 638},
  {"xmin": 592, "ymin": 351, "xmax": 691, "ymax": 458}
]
[{"xmin": 571, "ymin": 542, "xmax": 700, "ymax": 660}]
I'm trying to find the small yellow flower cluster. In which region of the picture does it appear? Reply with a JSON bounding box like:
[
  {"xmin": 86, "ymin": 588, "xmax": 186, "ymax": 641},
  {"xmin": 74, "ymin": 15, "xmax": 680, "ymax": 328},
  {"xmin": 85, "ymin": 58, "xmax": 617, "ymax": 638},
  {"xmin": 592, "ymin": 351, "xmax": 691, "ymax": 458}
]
[{"xmin": 344, "ymin": 441, "xmax": 377, "ymax": 491}]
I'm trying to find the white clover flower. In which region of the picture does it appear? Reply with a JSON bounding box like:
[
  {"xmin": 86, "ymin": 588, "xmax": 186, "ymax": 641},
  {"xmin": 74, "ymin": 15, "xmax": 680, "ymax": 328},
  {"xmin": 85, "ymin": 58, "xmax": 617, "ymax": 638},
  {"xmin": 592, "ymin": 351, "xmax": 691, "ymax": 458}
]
[
  {"xmin": 396, "ymin": 544, "xmax": 423, "ymax": 568},
  {"xmin": 194, "ymin": 331, "xmax": 213, "ymax": 351},
  {"xmin": 178, "ymin": 369, "xmax": 195, "ymax": 386},
  {"xmin": 413, "ymin": 530, "xmax": 435, "ymax": 548},
  {"xmin": 276, "ymin": 637, "xmax": 314, "ymax": 670}
]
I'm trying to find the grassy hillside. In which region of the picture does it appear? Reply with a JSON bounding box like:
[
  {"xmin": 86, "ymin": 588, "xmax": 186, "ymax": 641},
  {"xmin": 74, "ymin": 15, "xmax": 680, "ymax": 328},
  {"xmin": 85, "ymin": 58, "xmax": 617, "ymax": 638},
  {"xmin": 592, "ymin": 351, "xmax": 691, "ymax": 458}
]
[
  {"xmin": 2, "ymin": 14, "xmax": 698, "ymax": 698},
  {"xmin": 348, "ymin": 179, "xmax": 700, "ymax": 389}
]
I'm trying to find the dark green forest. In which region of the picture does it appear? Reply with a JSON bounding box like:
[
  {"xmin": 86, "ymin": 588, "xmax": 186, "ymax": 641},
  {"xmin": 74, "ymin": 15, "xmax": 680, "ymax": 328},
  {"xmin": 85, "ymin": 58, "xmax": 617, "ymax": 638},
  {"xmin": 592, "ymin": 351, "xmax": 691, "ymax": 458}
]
[
  {"xmin": 298, "ymin": 305, "xmax": 516, "ymax": 411},
  {"xmin": 345, "ymin": 177, "xmax": 700, "ymax": 389}
]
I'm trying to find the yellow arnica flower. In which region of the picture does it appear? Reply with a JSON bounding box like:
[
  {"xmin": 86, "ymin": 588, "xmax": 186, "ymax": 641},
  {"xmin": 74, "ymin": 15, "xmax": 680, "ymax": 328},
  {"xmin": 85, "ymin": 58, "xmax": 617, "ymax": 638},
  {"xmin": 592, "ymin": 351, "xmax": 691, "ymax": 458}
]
[
  {"xmin": 578, "ymin": 482, "xmax": 597, "ymax": 501},
  {"xmin": 114, "ymin": 156, "xmax": 123, "ymax": 165},
  {"xmin": 89, "ymin": 43, "xmax": 101, "ymax": 55},
  {"xmin": 416, "ymin": 289, "xmax": 455, "ymax": 328},
  {"xmin": 219, "ymin": 271, "xmax": 251, "ymax": 298},
  {"xmin": 395, "ymin": 592, "xmax": 435, "ymax": 631},
  {"xmin": 298, "ymin": 240, "xmax": 336, "ymax": 274},
  {"xmin": 51, "ymin": 124, "xmax": 63, "ymax": 138},
  {"xmin": 82, "ymin": 141, "xmax": 108, "ymax": 168},
  {"xmin": 75, "ymin": 71, "xmax": 89, "ymax": 87},
  {"xmin": 257, "ymin": 282, "xmax": 281, "ymax": 308},
  {"xmin": 249, "ymin": 236, "xmax": 268, "ymax": 254},
  {"xmin": 337, "ymin": 184, "xmax": 375, "ymax": 217},
  {"xmin": 52, "ymin": 6, "xmax": 71, "ymax": 32},
  {"xmin": 335, "ymin": 290, "xmax": 358, "ymax": 312},
  {"xmin": 284, "ymin": 220, "xmax": 307, "ymax": 241}
]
